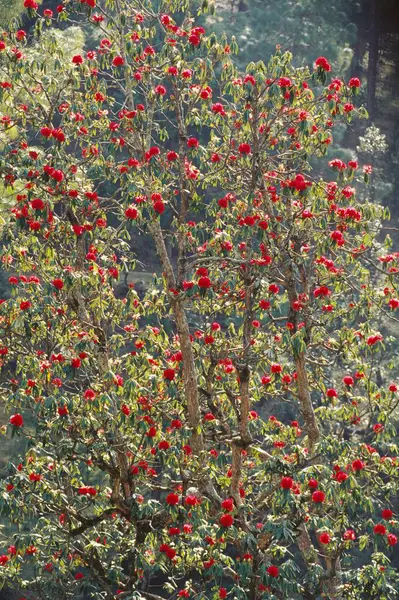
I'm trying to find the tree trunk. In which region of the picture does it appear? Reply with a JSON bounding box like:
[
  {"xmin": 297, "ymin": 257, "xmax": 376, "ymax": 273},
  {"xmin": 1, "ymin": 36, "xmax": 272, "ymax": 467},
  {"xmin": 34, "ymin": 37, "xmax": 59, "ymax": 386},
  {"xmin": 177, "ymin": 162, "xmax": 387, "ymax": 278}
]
[
  {"xmin": 294, "ymin": 352, "xmax": 320, "ymax": 454},
  {"xmin": 149, "ymin": 220, "xmax": 204, "ymax": 456},
  {"xmin": 323, "ymin": 557, "xmax": 343, "ymax": 600},
  {"xmin": 172, "ymin": 299, "xmax": 204, "ymax": 455}
]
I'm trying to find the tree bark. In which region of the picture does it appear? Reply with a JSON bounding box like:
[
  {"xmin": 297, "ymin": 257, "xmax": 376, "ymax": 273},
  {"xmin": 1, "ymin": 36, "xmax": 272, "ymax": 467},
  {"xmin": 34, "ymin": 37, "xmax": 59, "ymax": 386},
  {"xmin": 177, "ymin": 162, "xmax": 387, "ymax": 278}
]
[
  {"xmin": 149, "ymin": 220, "xmax": 204, "ymax": 456},
  {"xmin": 294, "ymin": 352, "xmax": 320, "ymax": 454},
  {"xmin": 323, "ymin": 556, "xmax": 343, "ymax": 600},
  {"xmin": 285, "ymin": 261, "xmax": 320, "ymax": 454},
  {"xmin": 172, "ymin": 299, "xmax": 204, "ymax": 455}
]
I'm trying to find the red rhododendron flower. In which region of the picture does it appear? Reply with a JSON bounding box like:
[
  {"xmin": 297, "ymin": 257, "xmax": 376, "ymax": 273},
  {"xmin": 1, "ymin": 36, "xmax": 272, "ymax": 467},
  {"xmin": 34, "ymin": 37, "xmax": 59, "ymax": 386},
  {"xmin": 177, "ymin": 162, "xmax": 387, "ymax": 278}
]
[
  {"xmin": 153, "ymin": 200, "xmax": 165, "ymax": 214},
  {"xmin": 315, "ymin": 56, "xmax": 331, "ymax": 72},
  {"xmin": 163, "ymin": 368, "xmax": 175, "ymax": 381},
  {"xmin": 198, "ymin": 276, "xmax": 211, "ymax": 289},
  {"xmin": 125, "ymin": 205, "xmax": 138, "ymax": 220},
  {"xmin": 9, "ymin": 413, "xmax": 24, "ymax": 427},
  {"xmin": 280, "ymin": 476, "xmax": 293, "ymax": 490},
  {"xmin": 319, "ymin": 532, "xmax": 331, "ymax": 544},
  {"xmin": 276, "ymin": 76, "xmax": 291, "ymax": 88},
  {"xmin": 52, "ymin": 279, "xmax": 64, "ymax": 290},
  {"xmin": 349, "ymin": 77, "xmax": 361, "ymax": 88},
  {"xmin": 185, "ymin": 494, "xmax": 200, "ymax": 506},
  {"xmin": 258, "ymin": 300, "xmax": 270, "ymax": 311},
  {"xmin": 373, "ymin": 523, "xmax": 386, "ymax": 535},
  {"xmin": 269, "ymin": 284, "xmax": 279, "ymax": 294},
  {"xmin": 343, "ymin": 529, "xmax": 356, "ymax": 541},
  {"xmin": 336, "ymin": 472, "xmax": 348, "ymax": 483},
  {"xmin": 121, "ymin": 404, "xmax": 130, "ymax": 416},
  {"xmin": 169, "ymin": 527, "xmax": 181, "ymax": 536},
  {"xmin": 187, "ymin": 137, "xmax": 199, "ymax": 148},
  {"xmin": 167, "ymin": 150, "xmax": 178, "ymax": 161},
  {"xmin": 352, "ymin": 459, "xmax": 365, "ymax": 472},
  {"xmin": 204, "ymin": 412, "xmax": 215, "ymax": 421},
  {"xmin": 147, "ymin": 426, "xmax": 157, "ymax": 438},
  {"xmin": 166, "ymin": 492, "xmax": 179, "ymax": 506},
  {"xmin": 78, "ymin": 486, "xmax": 96, "ymax": 496},
  {"xmin": 219, "ymin": 513, "xmax": 234, "ymax": 528},
  {"xmin": 40, "ymin": 127, "xmax": 52, "ymax": 138},
  {"xmin": 112, "ymin": 56, "xmax": 124, "ymax": 67},
  {"xmin": 381, "ymin": 509, "xmax": 393, "ymax": 520},
  {"xmin": 312, "ymin": 490, "xmax": 325, "ymax": 503},
  {"xmin": 221, "ymin": 498, "xmax": 234, "ymax": 512},
  {"xmin": 267, "ymin": 565, "xmax": 279, "ymax": 578},
  {"xmin": 24, "ymin": 0, "xmax": 38, "ymax": 8},
  {"xmin": 72, "ymin": 224, "xmax": 84, "ymax": 236},
  {"xmin": 189, "ymin": 33, "xmax": 200, "ymax": 46},
  {"xmin": 238, "ymin": 142, "xmax": 251, "ymax": 155}
]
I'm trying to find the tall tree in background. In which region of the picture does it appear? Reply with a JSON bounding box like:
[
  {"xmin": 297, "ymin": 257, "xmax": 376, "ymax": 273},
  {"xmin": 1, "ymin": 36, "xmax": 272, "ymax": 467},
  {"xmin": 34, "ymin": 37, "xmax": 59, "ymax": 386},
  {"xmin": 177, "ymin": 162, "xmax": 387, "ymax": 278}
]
[{"xmin": 0, "ymin": 1, "xmax": 398, "ymax": 600}]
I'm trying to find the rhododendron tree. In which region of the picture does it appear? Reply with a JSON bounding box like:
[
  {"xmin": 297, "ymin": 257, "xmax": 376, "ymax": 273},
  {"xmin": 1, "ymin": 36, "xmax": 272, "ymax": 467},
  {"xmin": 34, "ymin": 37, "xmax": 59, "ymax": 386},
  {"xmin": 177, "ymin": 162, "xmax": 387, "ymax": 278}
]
[{"xmin": 0, "ymin": 1, "xmax": 398, "ymax": 599}]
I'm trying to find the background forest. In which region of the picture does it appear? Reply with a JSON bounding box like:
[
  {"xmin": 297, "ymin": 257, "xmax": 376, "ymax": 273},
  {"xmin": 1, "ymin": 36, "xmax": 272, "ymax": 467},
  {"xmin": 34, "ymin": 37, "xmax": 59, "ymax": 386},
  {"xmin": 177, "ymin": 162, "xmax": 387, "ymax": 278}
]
[{"xmin": 0, "ymin": 0, "xmax": 399, "ymax": 598}]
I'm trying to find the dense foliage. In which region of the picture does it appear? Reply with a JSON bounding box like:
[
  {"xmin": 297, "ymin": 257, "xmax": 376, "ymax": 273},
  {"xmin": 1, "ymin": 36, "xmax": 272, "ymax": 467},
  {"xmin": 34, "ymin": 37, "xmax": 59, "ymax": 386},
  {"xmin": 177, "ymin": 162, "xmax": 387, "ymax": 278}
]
[
  {"xmin": 0, "ymin": 1, "xmax": 398, "ymax": 599},
  {"xmin": 213, "ymin": 0, "xmax": 359, "ymax": 71}
]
